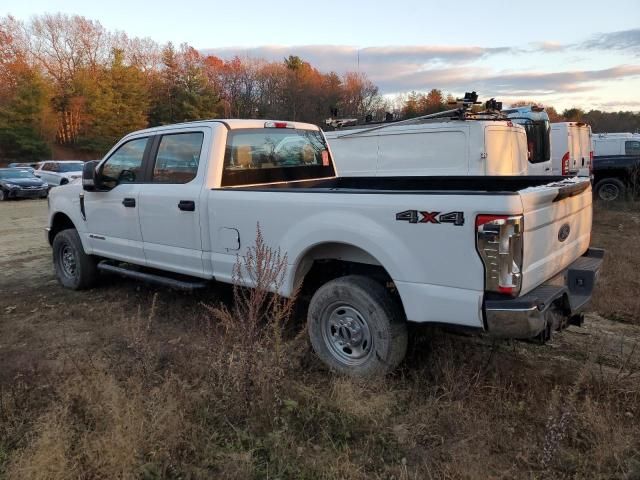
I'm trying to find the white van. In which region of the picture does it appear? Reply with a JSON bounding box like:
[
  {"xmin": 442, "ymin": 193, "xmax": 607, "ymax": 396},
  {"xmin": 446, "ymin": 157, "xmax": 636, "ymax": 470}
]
[
  {"xmin": 550, "ymin": 122, "xmax": 592, "ymax": 176},
  {"xmin": 325, "ymin": 120, "xmax": 542, "ymax": 177},
  {"xmin": 592, "ymin": 132, "xmax": 640, "ymax": 157}
]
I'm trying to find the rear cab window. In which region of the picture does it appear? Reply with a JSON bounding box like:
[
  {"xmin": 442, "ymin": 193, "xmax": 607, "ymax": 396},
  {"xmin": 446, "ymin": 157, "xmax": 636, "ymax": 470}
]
[{"xmin": 221, "ymin": 126, "xmax": 335, "ymax": 186}]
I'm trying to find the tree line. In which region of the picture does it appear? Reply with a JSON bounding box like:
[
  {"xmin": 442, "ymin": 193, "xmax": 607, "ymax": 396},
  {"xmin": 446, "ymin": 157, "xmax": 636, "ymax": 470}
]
[
  {"xmin": 1, "ymin": 13, "xmax": 638, "ymax": 161},
  {"xmin": 0, "ymin": 13, "xmax": 383, "ymax": 160}
]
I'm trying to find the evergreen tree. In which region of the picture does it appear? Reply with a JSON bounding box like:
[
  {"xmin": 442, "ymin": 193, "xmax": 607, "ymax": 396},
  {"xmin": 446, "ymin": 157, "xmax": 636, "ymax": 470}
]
[{"xmin": 0, "ymin": 69, "xmax": 52, "ymax": 160}]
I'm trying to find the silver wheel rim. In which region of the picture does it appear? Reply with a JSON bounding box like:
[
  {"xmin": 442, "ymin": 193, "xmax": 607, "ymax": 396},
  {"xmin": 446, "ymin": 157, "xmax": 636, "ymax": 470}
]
[
  {"xmin": 59, "ymin": 244, "xmax": 77, "ymax": 278},
  {"xmin": 0, "ymin": 190, "xmax": 4, "ymax": 200},
  {"xmin": 599, "ymin": 183, "xmax": 619, "ymax": 201},
  {"xmin": 321, "ymin": 304, "xmax": 373, "ymax": 366}
]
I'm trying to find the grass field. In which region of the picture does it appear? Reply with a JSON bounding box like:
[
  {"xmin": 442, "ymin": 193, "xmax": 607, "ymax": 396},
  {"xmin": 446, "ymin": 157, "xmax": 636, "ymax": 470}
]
[{"xmin": 0, "ymin": 199, "xmax": 639, "ymax": 479}]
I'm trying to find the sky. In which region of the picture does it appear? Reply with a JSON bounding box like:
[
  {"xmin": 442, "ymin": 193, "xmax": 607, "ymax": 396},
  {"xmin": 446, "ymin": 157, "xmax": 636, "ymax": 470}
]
[{"xmin": 3, "ymin": 0, "xmax": 639, "ymax": 111}]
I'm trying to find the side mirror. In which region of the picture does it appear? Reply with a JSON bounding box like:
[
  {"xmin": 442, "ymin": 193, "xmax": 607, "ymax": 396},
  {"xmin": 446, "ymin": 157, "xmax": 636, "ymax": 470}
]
[{"xmin": 82, "ymin": 160, "xmax": 100, "ymax": 191}]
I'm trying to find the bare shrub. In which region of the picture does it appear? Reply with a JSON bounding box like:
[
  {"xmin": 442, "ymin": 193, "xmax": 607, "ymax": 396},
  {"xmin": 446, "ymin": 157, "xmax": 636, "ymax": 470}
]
[{"xmin": 202, "ymin": 224, "xmax": 300, "ymax": 423}]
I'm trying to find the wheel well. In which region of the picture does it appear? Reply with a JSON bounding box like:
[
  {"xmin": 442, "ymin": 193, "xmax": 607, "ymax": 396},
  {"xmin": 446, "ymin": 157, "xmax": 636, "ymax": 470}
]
[
  {"xmin": 294, "ymin": 242, "xmax": 394, "ymax": 292},
  {"xmin": 48, "ymin": 212, "xmax": 76, "ymax": 245}
]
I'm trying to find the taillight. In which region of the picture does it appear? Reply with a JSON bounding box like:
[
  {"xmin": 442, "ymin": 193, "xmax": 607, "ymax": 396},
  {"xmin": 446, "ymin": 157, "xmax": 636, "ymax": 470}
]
[
  {"xmin": 476, "ymin": 214, "xmax": 523, "ymax": 296},
  {"xmin": 589, "ymin": 151, "xmax": 594, "ymax": 175},
  {"xmin": 561, "ymin": 152, "xmax": 570, "ymax": 175}
]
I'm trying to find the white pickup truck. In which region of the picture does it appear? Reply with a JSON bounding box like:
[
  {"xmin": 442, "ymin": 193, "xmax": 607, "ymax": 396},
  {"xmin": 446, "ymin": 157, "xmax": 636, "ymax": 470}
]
[{"xmin": 46, "ymin": 119, "xmax": 604, "ymax": 376}]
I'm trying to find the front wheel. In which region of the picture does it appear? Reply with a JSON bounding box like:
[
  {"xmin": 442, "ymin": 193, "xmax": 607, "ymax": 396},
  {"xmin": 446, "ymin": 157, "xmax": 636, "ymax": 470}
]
[
  {"xmin": 308, "ymin": 275, "xmax": 408, "ymax": 377},
  {"xmin": 52, "ymin": 229, "xmax": 99, "ymax": 290}
]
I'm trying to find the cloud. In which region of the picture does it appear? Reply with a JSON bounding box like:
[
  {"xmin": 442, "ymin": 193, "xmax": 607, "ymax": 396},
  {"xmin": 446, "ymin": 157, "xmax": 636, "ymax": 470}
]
[
  {"xmin": 202, "ymin": 44, "xmax": 512, "ymax": 76},
  {"xmin": 579, "ymin": 28, "xmax": 640, "ymax": 54},
  {"xmin": 201, "ymin": 30, "xmax": 640, "ymax": 109}
]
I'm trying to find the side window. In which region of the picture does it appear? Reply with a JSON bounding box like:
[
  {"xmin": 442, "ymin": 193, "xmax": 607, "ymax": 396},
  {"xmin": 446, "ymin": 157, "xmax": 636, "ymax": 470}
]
[
  {"xmin": 101, "ymin": 137, "xmax": 148, "ymax": 187},
  {"xmin": 625, "ymin": 141, "xmax": 640, "ymax": 156},
  {"xmin": 42, "ymin": 163, "xmax": 53, "ymax": 171},
  {"xmin": 151, "ymin": 132, "xmax": 203, "ymax": 184}
]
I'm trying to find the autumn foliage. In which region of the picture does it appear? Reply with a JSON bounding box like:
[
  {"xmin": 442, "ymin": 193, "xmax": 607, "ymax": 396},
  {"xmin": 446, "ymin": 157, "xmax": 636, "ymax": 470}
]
[{"xmin": 1, "ymin": 13, "xmax": 638, "ymax": 161}]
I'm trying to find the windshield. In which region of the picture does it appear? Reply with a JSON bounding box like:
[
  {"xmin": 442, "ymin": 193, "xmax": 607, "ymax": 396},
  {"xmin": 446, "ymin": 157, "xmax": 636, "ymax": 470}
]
[
  {"xmin": 0, "ymin": 169, "xmax": 35, "ymax": 179},
  {"xmin": 222, "ymin": 128, "xmax": 335, "ymax": 186},
  {"xmin": 517, "ymin": 120, "xmax": 550, "ymax": 164},
  {"xmin": 57, "ymin": 162, "xmax": 84, "ymax": 172}
]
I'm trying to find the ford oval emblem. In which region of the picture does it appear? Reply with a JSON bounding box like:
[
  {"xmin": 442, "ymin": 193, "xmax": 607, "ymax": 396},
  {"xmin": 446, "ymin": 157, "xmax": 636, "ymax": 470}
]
[{"xmin": 558, "ymin": 223, "xmax": 571, "ymax": 242}]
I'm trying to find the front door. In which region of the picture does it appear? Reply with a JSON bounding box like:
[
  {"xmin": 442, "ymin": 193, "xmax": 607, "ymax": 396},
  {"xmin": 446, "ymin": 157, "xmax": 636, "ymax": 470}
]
[
  {"xmin": 83, "ymin": 136, "xmax": 150, "ymax": 264},
  {"xmin": 138, "ymin": 130, "xmax": 208, "ymax": 277}
]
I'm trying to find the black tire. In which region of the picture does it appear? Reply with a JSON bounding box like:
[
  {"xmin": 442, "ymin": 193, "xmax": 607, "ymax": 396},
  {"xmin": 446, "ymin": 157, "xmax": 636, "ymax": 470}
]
[
  {"xmin": 52, "ymin": 228, "xmax": 99, "ymax": 290},
  {"xmin": 308, "ymin": 275, "xmax": 408, "ymax": 377},
  {"xmin": 0, "ymin": 189, "xmax": 6, "ymax": 201},
  {"xmin": 60, "ymin": 178, "xmax": 69, "ymax": 185},
  {"xmin": 595, "ymin": 177, "xmax": 626, "ymax": 202}
]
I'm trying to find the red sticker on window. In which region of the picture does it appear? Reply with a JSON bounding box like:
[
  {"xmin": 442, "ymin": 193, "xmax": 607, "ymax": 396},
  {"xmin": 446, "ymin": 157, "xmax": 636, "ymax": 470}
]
[{"xmin": 322, "ymin": 150, "xmax": 329, "ymax": 166}]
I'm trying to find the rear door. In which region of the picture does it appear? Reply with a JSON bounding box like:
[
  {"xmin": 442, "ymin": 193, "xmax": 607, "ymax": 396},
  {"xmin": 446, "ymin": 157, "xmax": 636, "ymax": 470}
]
[
  {"xmin": 518, "ymin": 178, "xmax": 593, "ymax": 294},
  {"xmin": 38, "ymin": 163, "xmax": 56, "ymax": 186},
  {"xmin": 577, "ymin": 126, "xmax": 592, "ymax": 176},
  {"xmin": 138, "ymin": 128, "xmax": 210, "ymax": 277},
  {"xmin": 569, "ymin": 126, "xmax": 581, "ymax": 173}
]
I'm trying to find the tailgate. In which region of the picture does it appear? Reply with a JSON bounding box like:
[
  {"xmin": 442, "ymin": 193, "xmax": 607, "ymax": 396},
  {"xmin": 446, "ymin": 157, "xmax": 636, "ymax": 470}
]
[{"xmin": 518, "ymin": 177, "xmax": 593, "ymax": 294}]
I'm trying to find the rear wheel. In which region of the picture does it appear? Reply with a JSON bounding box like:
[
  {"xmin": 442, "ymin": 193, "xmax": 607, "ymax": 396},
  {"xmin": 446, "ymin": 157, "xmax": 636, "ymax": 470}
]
[
  {"xmin": 52, "ymin": 229, "xmax": 99, "ymax": 290},
  {"xmin": 595, "ymin": 177, "xmax": 625, "ymax": 202},
  {"xmin": 308, "ymin": 275, "xmax": 408, "ymax": 377},
  {"xmin": 0, "ymin": 189, "xmax": 6, "ymax": 201}
]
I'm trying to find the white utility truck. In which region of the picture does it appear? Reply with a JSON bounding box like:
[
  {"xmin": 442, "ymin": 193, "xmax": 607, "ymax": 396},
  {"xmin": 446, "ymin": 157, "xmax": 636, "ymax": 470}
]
[
  {"xmin": 325, "ymin": 97, "xmax": 552, "ymax": 177},
  {"xmin": 46, "ymin": 119, "xmax": 603, "ymax": 376},
  {"xmin": 550, "ymin": 122, "xmax": 593, "ymax": 176}
]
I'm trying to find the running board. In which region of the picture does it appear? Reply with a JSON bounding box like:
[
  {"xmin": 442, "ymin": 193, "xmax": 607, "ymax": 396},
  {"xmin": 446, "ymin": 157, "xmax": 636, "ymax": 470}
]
[{"xmin": 97, "ymin": 261, "xmax": 208, "ymax": 291}]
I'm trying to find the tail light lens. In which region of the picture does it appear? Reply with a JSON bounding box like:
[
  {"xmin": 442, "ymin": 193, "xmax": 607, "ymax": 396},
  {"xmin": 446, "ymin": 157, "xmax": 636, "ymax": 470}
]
[
  {"xmin": 561, "ymin": 152, "xmax": 570, "ymax": 175},
  {"xmin": 589, "ymin": 151, "xmax": 594, "ymax": 175},
  {"xmin": 476, "ymin": 214, "xmax": 523, "ymax": 296}
]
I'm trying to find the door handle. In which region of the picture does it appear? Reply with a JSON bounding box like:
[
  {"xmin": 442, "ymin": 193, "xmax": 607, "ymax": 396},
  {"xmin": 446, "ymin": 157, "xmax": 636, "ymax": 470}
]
[
  {"xmin": 178, "ymin": 200, "xmax": 195, "ymax": 211},
  {"xmin": 122, "ymin": 197, "xmax": 136, "ymax": 208}
]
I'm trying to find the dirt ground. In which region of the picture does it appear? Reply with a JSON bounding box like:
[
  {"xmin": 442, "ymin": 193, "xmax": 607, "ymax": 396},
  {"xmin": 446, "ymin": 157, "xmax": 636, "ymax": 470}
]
[{"xmin": 1, "ymin": 199, "xmax": 639, "ymax": 479}]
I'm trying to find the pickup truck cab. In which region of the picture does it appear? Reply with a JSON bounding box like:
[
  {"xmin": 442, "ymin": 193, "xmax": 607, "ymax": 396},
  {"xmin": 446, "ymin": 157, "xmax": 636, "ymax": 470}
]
[{"xmin": 46, "ymin": 119, "xmax": 603, "ymax": 376}]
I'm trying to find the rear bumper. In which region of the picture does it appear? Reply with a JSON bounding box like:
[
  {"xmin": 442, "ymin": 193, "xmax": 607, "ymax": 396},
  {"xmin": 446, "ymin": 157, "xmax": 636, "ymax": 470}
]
[{"xmin": 484, "ymin": 248, "xmax": 604, "ymax": 339}]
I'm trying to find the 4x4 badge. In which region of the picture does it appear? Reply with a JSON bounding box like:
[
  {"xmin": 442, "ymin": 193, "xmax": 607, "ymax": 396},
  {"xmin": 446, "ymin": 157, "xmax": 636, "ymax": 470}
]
[{"xmin": 396, "ymin": 210, "xmax": 465, "ymax": 226}]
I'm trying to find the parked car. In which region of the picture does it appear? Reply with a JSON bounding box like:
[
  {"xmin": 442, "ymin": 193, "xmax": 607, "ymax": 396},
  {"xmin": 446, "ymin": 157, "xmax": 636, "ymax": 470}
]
[
  {"xmin": 550, "ymin": 122, "xmax": 593, "ymax": 176},
  {"xmin": 592, "ymin": 133, "xmax": 640, "ymax": 201},
  {"xmin": 34, "ymin": 161, "xmax": 85, "ymax": 187},
  {"xmin": 8, "ymin": 162, "xmax": 37, "ymax": 173},
  {"xmin": 0, "ymin": 168, "xmax": 49, "ymax": 200},
  {"xmin": 47, "ymin": 119, "xmax": 603, "ymax": 377}
]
